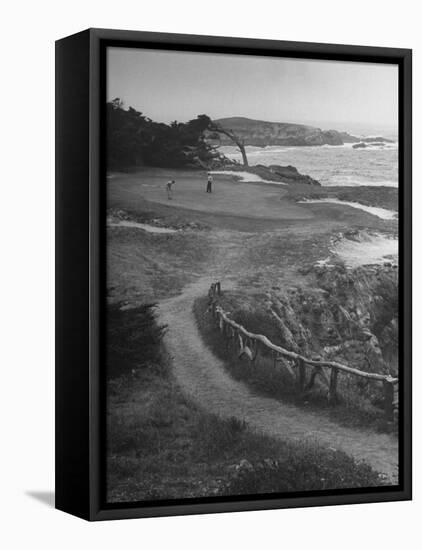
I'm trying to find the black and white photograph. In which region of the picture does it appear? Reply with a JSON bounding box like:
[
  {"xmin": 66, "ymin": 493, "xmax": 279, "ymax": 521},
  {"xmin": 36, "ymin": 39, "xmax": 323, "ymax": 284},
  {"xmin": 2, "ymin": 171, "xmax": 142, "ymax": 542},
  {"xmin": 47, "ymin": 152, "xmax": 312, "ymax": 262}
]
[
  {"xmin": 2, "ymin": 0, "xmax": 420, "ymax": 544},
  {"xmin": 105, "ymin": 46, "xmax": 401, "ymax": 504},
  {"xmin": 2, "ymin": 0, "xmax": 421, "ymax": 541}
]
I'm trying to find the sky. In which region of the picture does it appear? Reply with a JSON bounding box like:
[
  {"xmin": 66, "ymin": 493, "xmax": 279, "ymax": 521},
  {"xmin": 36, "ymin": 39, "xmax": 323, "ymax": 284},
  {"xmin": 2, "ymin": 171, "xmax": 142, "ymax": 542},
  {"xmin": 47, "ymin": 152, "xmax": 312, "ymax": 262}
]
[{"xmin": 107, "ymin": 47, "xmax": 398, "ymax": 134}]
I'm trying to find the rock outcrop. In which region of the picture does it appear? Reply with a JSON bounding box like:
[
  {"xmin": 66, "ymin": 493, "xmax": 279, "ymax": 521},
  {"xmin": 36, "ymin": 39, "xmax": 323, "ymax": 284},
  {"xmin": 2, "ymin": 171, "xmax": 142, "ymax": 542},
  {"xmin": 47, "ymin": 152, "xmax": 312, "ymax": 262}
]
[
  {"xmin": 225, "ymin": 261, "xmax": 398, "ymax": 378},
  {"xmin": 268, "ymin": 164, "xmax": 320, "ymax": 186},
  {"xmin": 214, "ymin": 163, "xmax": 321, "ymax": 186},
  {"xmin": 361, "ymin": 136, "xmax": 393, "ymax": 144}
]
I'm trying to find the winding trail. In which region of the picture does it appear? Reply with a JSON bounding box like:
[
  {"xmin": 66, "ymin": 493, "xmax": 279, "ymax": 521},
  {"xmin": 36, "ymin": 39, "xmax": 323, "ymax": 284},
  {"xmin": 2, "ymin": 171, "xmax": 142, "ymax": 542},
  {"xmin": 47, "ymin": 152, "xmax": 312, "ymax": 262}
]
[{"xmin": 158, "ymin": 276, "xmax": 398, "ymax": 483}]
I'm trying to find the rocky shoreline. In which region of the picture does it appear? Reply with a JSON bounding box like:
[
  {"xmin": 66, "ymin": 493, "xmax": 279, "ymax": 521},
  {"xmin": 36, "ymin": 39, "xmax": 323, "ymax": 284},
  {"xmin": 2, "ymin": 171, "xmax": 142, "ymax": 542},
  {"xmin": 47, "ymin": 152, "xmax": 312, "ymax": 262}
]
[
  {"xmin": 209, "ymin": 117, "xmax": 394, "ymax": 148},
  {"xmin": 209, "ymin": 164, "xmax": 398, "ymax": 214},
  {"xmin": 211, "ymin": 163, "xmax": 321, "ymax": 186}
]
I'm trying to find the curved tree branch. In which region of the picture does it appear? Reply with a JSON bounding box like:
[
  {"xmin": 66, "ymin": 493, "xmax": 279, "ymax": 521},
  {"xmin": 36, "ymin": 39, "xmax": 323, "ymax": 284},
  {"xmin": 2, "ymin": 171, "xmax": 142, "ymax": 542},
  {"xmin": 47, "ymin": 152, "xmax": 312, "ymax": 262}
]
[{"xmin": 208, "ymin": 122, "xmax": 249, "ymax": 166}]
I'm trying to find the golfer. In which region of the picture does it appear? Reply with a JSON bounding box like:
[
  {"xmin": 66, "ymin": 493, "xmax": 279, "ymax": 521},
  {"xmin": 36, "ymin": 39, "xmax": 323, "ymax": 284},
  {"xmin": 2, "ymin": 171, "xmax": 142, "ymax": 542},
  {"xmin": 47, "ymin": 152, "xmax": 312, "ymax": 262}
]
[
  {"xmin": 166, "ymin": 179, "xmax": 175, "ymax": 200},
  {"xmin": 206, "ymin": 173, "xmax": 213, "ymax": 193}
]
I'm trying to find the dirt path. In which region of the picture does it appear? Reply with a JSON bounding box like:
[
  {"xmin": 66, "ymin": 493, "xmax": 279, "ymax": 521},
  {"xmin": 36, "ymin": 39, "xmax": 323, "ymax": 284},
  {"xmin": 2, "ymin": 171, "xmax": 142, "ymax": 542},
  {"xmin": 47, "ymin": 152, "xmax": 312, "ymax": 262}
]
[{"xmin": 158, "ymin": 276, "xmax": 398, "ymax": 483}]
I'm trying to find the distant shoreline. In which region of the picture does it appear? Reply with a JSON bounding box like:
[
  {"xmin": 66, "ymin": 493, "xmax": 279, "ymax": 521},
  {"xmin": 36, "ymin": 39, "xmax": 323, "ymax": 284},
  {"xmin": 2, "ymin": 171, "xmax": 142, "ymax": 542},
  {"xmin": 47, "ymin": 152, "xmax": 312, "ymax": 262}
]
[{"xmin": 210, "ymin": 116, "xmax": 395, "ymax": 148}]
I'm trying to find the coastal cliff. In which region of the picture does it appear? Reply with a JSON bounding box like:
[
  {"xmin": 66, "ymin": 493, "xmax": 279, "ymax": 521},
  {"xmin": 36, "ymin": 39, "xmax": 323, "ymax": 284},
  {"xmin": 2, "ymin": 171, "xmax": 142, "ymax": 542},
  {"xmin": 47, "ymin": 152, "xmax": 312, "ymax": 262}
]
[{"xmin": 210, "ymin": 117, "xmax": 392, "ymax": 147}]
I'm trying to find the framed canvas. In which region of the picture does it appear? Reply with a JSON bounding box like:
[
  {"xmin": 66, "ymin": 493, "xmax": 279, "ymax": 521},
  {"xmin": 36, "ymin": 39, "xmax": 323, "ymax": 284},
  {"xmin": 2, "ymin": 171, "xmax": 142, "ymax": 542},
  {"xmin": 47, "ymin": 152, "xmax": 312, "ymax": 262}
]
[{"xmin": 55, "ymin": 28, "xmax": 412, "ymax": 521}]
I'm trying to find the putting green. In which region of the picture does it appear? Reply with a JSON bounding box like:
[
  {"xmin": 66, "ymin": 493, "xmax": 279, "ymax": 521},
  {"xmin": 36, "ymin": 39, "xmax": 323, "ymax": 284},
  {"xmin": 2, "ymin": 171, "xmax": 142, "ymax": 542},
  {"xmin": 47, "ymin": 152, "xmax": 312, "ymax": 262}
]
[{"xmin": 107, "ymin": 168, "xmax": 314, "ymax": 221}]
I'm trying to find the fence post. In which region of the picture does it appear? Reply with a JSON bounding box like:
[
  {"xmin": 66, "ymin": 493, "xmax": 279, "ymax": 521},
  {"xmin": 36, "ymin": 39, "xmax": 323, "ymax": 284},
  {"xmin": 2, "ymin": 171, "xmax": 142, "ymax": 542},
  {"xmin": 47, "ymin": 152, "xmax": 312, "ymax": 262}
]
[
  {"xmin": 251, "ymin": 340, "xmax": 259, "ymax": 366},
  {"xmin": 219, "ymin": 314, "xmax": 224, "ymax": 332},
  {"xmin": 383, "ymin": 380, "xmax": 394, "ymax": 422},
  {"xmin": 233, "ymin": 329, "xmax": 239, "ymax": 354},
  {"xmin": 306, "ymin": 368, "xmax": 317, "ymax": 391},
  {"xmin": 296, "ymin": 358, "xmax": 306, "ymax": 395},
  {"xmin": 328, "ymin": 367, "xmax": 339, "ymax": 404},
  {"xmin": 251, "ymin": 340, "xmax": 258, "ymax": 363},
  {"xmin": 238, "ymin": 333, "xmax": 244, "ymax": 357}
]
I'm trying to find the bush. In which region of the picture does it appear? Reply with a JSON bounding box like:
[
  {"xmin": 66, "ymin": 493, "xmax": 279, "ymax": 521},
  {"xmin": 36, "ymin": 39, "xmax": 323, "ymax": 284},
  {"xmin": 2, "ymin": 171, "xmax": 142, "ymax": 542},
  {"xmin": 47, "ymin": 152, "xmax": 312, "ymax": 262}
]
[{"xmin": 106, "ymin": 303, "xmax": 167, "ymax": 378}]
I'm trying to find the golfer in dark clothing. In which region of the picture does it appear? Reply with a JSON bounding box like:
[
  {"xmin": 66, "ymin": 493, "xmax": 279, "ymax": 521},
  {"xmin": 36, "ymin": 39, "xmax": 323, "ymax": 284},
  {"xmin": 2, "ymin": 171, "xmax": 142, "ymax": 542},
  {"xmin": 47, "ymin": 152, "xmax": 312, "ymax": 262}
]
[{"xmin": 206, "ymin": 173, "xmax": 213, "ymax": 193}]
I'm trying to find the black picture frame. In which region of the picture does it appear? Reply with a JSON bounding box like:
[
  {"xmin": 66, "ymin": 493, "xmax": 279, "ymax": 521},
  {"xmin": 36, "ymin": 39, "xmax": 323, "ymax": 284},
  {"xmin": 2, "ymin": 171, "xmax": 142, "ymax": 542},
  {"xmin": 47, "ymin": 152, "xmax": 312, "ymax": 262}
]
[{"xmin": 55, "ymin": 28, "xmax": 412, "ymax": 521}]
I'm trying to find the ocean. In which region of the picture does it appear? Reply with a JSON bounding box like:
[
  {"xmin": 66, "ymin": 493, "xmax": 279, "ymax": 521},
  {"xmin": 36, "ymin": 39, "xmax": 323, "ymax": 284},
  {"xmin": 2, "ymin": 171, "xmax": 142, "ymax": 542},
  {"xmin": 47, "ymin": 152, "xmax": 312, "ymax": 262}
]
[{"xmin": 220, "ymin": 142, "xmax": 398, "ymax": 188}]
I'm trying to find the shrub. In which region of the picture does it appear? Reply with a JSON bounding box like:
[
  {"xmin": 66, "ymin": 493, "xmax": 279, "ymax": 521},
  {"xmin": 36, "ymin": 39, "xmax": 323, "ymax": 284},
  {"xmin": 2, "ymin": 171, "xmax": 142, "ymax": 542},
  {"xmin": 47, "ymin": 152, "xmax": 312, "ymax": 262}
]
[{"xmin": 106, "ymin": 303, "xmax": 167, "ymax": 378}]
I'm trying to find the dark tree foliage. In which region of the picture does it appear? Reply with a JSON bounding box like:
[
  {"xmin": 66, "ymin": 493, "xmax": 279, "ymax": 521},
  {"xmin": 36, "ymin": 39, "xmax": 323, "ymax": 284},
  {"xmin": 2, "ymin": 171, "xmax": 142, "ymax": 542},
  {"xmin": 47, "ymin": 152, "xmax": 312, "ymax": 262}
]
[
  {"xmin": 107, "ymin": 99, "xmax": 216, "ymax": 169},
  {"xmin": 106, "ymin": 303, "xmax": 167, "ymax": 379}
]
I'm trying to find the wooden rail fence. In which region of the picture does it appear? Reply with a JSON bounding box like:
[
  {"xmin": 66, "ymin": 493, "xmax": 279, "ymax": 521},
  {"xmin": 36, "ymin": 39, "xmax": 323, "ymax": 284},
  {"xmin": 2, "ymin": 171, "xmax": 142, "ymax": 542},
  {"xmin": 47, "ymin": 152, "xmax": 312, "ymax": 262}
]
[{"xmin": 207, "ymin": 281, "xmax": 398, "ymax": 421}]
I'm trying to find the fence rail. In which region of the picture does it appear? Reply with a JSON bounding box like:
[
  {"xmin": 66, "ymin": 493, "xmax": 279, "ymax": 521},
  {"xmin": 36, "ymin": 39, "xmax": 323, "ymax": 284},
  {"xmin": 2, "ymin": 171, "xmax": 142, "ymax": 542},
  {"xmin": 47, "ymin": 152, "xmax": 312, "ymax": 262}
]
[{"xmin": 207, "ymin": 281, "xmax": 398, "ymax": 421}]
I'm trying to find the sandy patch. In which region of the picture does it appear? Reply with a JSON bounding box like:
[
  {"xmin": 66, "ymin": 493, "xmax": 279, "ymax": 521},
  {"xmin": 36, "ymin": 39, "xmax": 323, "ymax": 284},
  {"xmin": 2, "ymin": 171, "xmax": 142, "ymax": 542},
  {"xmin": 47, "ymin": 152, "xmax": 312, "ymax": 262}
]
[
  {"xmin": 299, "ymin": 198, "xmax": 397, "ymax": 220},
  {"xmin": 107, "ymin": 220, "xmax": 178, "ymax": 234},
  {"xmin": 210, "ymin": 170, "xmax": 285, "ymax": 184}
]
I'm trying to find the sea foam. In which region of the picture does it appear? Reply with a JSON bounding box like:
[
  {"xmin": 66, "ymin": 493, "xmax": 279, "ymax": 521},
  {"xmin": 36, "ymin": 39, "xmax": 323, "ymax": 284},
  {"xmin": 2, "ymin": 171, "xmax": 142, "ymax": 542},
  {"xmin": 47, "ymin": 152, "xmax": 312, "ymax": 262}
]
[{"xmin": 331, "ymin": 233, "xmax": 398, "ymax": 268}]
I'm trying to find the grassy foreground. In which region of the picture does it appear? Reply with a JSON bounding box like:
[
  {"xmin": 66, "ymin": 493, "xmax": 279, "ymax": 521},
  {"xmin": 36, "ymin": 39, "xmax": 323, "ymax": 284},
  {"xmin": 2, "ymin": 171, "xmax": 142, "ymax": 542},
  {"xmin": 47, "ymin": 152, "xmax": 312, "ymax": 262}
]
[{"xmin": 106, "ymin": 303, "xmax": 385, "ymax": 503}]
